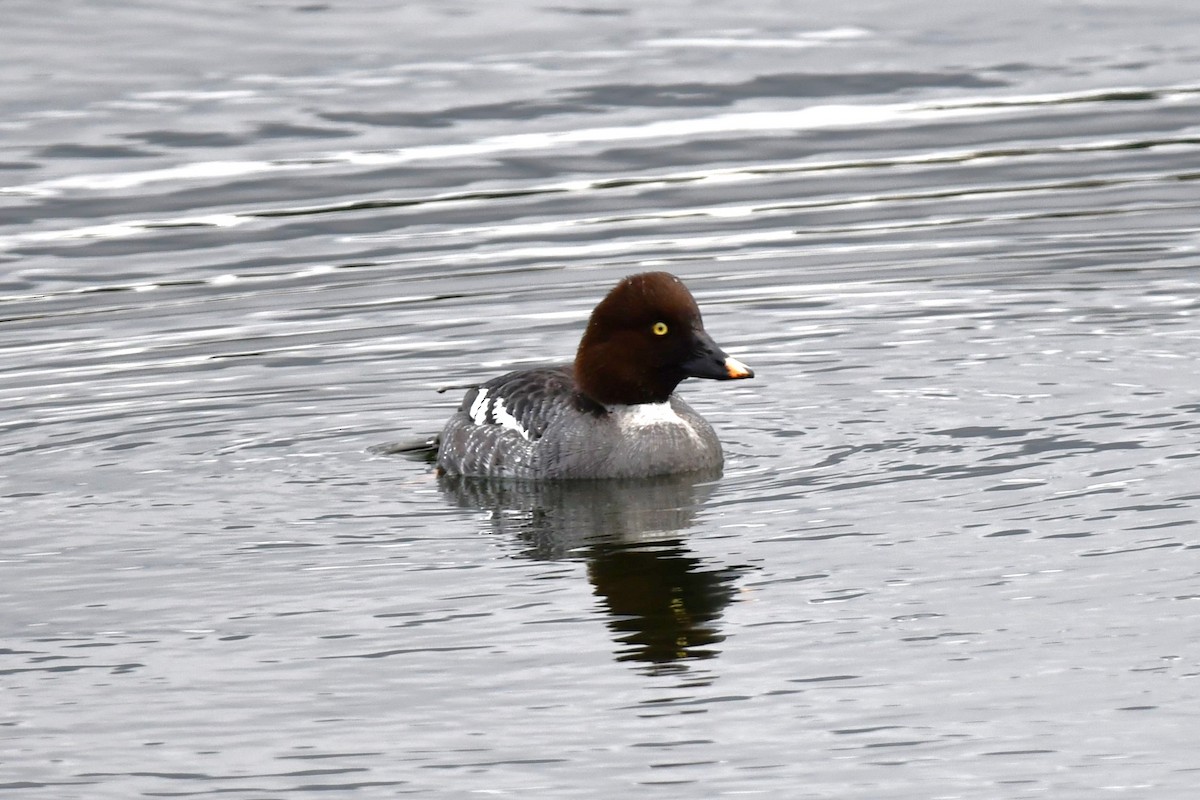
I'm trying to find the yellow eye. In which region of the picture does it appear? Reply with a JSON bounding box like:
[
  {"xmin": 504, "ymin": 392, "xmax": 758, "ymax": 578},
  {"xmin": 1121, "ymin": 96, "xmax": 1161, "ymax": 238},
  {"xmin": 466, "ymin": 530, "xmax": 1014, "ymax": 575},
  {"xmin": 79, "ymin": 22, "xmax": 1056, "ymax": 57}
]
[{"xmin": 652, "ymin": 321, "xmax": 669, "ymax": 336}]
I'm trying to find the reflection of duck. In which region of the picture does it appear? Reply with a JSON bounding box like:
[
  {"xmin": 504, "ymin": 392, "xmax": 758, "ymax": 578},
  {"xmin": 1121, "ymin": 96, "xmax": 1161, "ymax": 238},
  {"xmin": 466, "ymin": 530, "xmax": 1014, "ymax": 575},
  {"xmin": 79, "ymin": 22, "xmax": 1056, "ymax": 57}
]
[
  {"xmin": 588, "ymin": 539, "xmax": 738, "ymax": 671},
  {"xmin": 437, "ymin": 472, "xmax": 748, "ymax": 673}
]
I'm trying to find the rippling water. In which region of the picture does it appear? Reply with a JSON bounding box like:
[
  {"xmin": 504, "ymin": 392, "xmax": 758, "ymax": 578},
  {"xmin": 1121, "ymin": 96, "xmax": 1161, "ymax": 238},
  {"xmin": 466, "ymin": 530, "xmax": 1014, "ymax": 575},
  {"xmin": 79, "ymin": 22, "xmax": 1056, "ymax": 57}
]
[{"xmin": 4, "ymin": 2, "xmax": 1200, "ymax": 797}]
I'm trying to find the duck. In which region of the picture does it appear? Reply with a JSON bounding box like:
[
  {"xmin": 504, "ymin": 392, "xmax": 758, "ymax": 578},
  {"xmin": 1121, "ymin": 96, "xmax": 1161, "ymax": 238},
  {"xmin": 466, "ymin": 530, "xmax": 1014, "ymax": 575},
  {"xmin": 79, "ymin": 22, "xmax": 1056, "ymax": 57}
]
[{"xmin": 436, "ymin": 271, "xmax": 753, "ymax": 479}]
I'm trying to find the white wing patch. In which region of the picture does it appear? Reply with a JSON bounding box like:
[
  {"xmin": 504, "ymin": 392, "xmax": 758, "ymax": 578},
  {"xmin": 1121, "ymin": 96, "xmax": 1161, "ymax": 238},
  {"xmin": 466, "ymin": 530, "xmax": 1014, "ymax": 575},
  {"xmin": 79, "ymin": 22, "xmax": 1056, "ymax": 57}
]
[
  {"xmin": 491, "ymin": 399, "xmax": 530, "ymax": 440},
  {"xmin": 469, "ymin": 388, "xmax": 491, "ymax": 423},
  {"xmin": 468, "ymin": 387, "xmax": 531, "ymax": 441}
]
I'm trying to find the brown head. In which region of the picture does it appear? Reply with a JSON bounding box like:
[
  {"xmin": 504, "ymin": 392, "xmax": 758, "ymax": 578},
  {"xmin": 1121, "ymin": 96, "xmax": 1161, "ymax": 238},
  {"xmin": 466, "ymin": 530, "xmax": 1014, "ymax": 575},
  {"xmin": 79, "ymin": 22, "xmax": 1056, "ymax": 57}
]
[{"xmin": 573, "ymin": 271, "xmax": 753, "ymax": 406}]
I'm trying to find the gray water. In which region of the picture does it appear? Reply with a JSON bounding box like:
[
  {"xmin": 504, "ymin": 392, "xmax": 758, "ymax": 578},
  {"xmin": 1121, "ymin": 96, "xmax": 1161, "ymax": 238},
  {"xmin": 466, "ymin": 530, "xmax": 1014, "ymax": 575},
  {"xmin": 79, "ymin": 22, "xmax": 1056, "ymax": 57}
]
[{"xmin": 3, "ymin": 1, "xmax": 1200, "ymax": 797}]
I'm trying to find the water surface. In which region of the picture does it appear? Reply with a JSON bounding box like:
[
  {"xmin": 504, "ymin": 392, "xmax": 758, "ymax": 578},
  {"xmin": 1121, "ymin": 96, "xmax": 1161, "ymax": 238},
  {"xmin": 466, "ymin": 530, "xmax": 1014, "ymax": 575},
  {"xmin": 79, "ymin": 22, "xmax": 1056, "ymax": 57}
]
[{"xmin": 3, "ymin": 2, "xmax": 1200, "ymax": 797}]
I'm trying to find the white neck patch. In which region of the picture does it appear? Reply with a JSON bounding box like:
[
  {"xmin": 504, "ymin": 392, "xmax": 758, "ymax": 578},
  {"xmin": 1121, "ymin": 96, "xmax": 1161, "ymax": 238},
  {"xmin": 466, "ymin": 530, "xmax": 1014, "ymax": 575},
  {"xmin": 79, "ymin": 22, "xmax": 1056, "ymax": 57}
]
[{"xmin": 611, "ymin": 401, "xmax": 688, "ymax": 429}]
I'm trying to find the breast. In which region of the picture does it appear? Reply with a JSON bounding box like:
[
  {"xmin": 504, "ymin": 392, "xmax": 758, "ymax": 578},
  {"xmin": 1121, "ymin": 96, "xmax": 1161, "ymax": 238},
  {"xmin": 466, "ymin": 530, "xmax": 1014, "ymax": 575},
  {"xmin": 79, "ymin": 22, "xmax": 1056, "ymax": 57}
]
[{"xmin": 548, "ymin": 396, "xmax": 723, "ymax": 479}]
